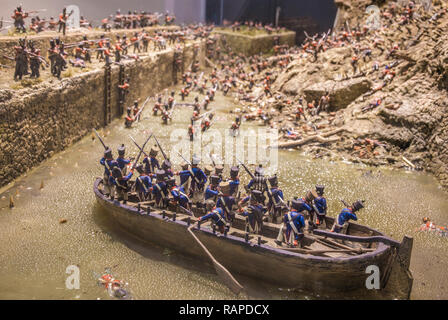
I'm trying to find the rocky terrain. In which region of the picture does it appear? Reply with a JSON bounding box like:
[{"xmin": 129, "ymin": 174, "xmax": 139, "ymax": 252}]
[{"xmin": 249, "ymin": 0, "xmax": 448, "ymax": 190}]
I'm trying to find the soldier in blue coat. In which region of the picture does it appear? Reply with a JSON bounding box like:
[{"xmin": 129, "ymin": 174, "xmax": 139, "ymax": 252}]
[
  {"xmin": 161, "ymin": 159, "xmax": 174, "ymax": 178},
  {"xmin": 240, "ymin": 190, "xmax": 266, "ymax": 235},
  {"xmin": 267, "ymin": 175, "xmax": 284, "ymax": 223},
  {"xmin": 177, "ymin": 163, "xmax": 192, "ymax": 191},
  {"xmin": 111, "ymin": 167, "xmax": 133, "ymax": 203},
  {"xmin": 143, "ymin": 147, "xmax": 160, "ymax": 174},
  {"xmin": 313, "ymin": 185, "xmax": 327, "ymax": 227},
  {"xmin": 190, "ymin": 155, "xmax": 207, "ymax": 209},
  {"xmin": 100, "ymin": 147, "xmax": 118, "ymax": 197},
  {"xmin": 199, "ymin": 207, "xmax": 228, "ymax": 234},
  {"xmin": 279, "ymin": 200, "xmax": 307, "ymax": 247},
  {"xmin": 205, "ymin": 175, "xmax": 220, "ymax": 202},
  {"xmin": 152, "ymin": 170, "xmax": 169, "ymax": 208},
  {"xmin": 116, "ymin": 144, "xmax": 131, "ymax": 175},
  {"xmin": 216, "ymin": 181, "xmax": 236, "ymax": 222},
  {"xmin": 134, "ymin": 164, "xmax": 152, "ymax": 202},
  {"xmin": 331, "ymin": 200, "xmax": 364, "ymax": 233},
  {"xmin": 228, "ymin": 166, "xmax": 240, "ymax": 196},
  {"xmin": 296, "ymin": 190, "xmax": 318, "ymax": 230},
  {"xmin": 169, "ymin": 179, "xmax": 190, "ymax": 210}
]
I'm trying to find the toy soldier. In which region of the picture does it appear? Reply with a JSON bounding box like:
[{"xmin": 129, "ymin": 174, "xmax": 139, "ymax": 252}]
[
  {"xmin": 152, "ymin": 170, "xmax": 169, "ymax": 208},
  {"xmin": 198, "ymin": 207, "xmax": 229, "ymax": 234},
  {"xmin": 240, "ymin": 190, "xmax": 266, "ymax": 235},
  {"xmin": 114, "ymin": 35, "xmax": 123, "ymax": 63},
  {"xmin": 275, "ymin": 200, "xmax": 306, "ymax": 247},
  {"xmin": 161, "ymin": 159, "xmax": 174, "ymax": 178},
  {"xmin": 331, "ymin": 200, "xmax": 365, "ymax": 233},
  {"xmin": 142, "ymin": 31, "xmax": 150, "ymax": 52},
  {"xmin": 267, "ymin": 175, "xmax": 284, "ymax": 223},
  {"xmin": 58, "ymin": 7, "xmax": 72, "ymax": 36},
  {"xmin": 131, "ymin": 32, "xmax": 141, "ymax": 54},
  {"xmin": 216, "ymin": 181, "xmax": 237, "ymax": 222},
  {"xmin": 100, "ymin": 147, "xmax": 118, "ymax": 198},
  {"xmin": 116, "ymin": 144, "xmax": 131, "ymax": 175},
  {"xmin": 12, "ymin": 5, "xmax": 29, "ymax": 33},
  {"xmin": 170, "ymin": 178, "xmax": 190, "ymax": 210},
  {"xmin": 204, "ymin": 175, "xmax": 220, "ymax": 209},
  {"xmin": 246, "ymin": 165, "xmax": 268, "ymax": 204},
  {"xmin": 190, "ymin": 155, "xmax": 207, "ymax": 209},
  {"xmin": 96, "ymin": 35, "xmax": 106, "ymax": 61},
  {"xmin": 143, "ymin": 147, "xmax": 160, "ymax": 174},
  {"xmin": 313, "ymin": 185, "xmax": 327, "ymax": 227},
  {"xmin": 124, "ymin": 107, "xmax": 135, "ymax": 128},
  {"xmin": 13, "ymin": 38, "xmax": 28, "ymax": 81},
  {"xmin": 134, "ymin": 164, "xmax": 152, "ymax": 202},
  {"xmin": 28, "ymin": 41, "xmax": 42, "ymax": 79},
  {"xmin": 111, "ymin": 167, "xmax": 133, "ymax": 203}
]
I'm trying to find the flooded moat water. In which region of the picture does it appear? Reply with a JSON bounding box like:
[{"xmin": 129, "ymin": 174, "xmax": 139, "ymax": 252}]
[{"xmin": 0, "ymin": 88, "xmax": 447, "ymax": 300}]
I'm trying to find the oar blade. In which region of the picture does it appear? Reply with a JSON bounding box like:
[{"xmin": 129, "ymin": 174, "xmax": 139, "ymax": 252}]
[{"xmin": 213, "ymin": 261, "xmax": 244, "ymax": 295}]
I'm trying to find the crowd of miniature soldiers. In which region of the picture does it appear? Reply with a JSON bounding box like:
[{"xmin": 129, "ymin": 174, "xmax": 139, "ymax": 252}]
[{"xmin": 99, "ymin": 142, "xmax": 366, "ymax": 248}]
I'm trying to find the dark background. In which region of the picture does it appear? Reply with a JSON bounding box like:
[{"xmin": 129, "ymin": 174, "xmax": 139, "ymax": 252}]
[{"xmin": 206, "ymin": 0, "xmax": 338, "ymax": 43}]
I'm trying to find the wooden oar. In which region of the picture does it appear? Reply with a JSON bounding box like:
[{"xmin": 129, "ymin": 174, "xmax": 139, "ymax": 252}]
[
  {"xmin": 313, "ymin": 229, "xmax": 401, "ymax": 248},
  {"xmin": 188, "ymin": 225, "xmax": 244, "ymax": 295}
]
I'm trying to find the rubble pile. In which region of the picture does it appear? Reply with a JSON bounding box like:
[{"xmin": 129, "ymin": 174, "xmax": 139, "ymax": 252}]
[{"xmin": 234, "ymin": 0, "xmax": 448, "ymax": 189}]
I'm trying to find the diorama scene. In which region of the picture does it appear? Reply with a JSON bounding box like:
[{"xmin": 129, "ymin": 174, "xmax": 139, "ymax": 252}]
[{"xmin": 0, "ymin": 0, "xmax": 447, "ymax": 301}]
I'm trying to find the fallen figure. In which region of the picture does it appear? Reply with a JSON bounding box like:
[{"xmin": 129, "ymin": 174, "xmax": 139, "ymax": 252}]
[
  {"xmin": 417, "ymin": 217, "xmax": 448, "ymax": 237},
  {"xmin": 97, "ymin": 271, "xmax": 131, "ymax": 299}
]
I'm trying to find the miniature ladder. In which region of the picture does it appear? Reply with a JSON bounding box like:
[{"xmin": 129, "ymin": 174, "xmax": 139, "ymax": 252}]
[
  {"xmin": 104, "ymin": 65, "xmax": 112, "ymax": 125},
  {"xmin": 118, "ymin": 65, "xmax": 125, "ymax": 115}
]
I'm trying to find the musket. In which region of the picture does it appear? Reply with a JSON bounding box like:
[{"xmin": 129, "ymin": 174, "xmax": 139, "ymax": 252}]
[
  {"xmin": 2, "ymin": 54, "xmax": 14, "ymax": 61},
  {"xmin": 236, "ymin": 158, "xmax": 255, "ymax": 180},
  {"xmin": 93, "ymin": 129, "xmax": 108, "ymax": 150},
  {"xmin": 153, "ymin": 135, "xmax": 168, "ymax": 161},
  {"xmin": 130, "ymin": 133, "xmax": 153, "ymax": 170},
  {"xmin": 129, "ymin": 135, "xmax": 149, "ymax": 158},
  {"xmin": 134, "ymin": 96, "xmax": 151, "ymax": 121},
  {"xmin": 340, "ymin": 199, "xmax": 349, "ymax": 207}
]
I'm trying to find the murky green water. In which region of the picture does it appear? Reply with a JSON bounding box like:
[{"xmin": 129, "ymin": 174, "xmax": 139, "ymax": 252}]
[{"xmin": 0, "ymin": 87, "xmax": 447, "ymax": 300}]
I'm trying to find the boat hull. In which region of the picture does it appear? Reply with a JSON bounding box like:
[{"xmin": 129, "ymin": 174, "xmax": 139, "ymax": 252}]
[{"xmin": 93, "ymin": 178, "xmax": 412, "ymax": 298}]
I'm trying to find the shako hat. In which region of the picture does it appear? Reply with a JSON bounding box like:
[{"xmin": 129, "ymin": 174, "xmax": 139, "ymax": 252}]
[
  {"xmin": 104, "ymin": 147, "xmax": 113, "ymax": 159},
  {"xmin": 156, "ymin": 169, "xmax": 166, "ymax": 181},
  {"xmin": 117, "ymin": 144, "xmax": 126, "ymax": 156},
  {"xmin": 316, "ymin": 185, "xmax": 325, "ymax": 196},
  {"xmin": 352, "ymin": 200, "xmax": 365, "ymax": 212},
  {"xmin": 268, "ymin": 175, "xmax": 278, "ymax": 187},
  {"xmin": 209, "ymin": 175, "xmax": 220, "ymax": 186},
  {"xmin": 149, "ymin": 147, "xmax": 158, "ymax": 157}
]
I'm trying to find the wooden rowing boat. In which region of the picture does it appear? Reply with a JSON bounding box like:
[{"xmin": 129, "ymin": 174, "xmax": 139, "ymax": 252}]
[{"xmin": 93, "ymin": 178, "xmax": 413, "ymax": 299}]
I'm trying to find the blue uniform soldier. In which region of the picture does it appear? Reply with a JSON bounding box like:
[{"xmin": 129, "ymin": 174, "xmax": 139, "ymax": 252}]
[
  {"xmin": 205, "ymin": 175, "xmax": 220, "ymax": 204},
  {"xmin": 190, "ymin": 155, "xmax": 207, "ymax": 209},
  {"xmin": 199, "ymin": 207, "xmax": 228, "ymax": 234},
  {"xmin": 143, "ymin": 147, "xmax": 160, "ymax": 174},
  {"xmin": 170, "ymin": 180, "xmax": 190, "ymax": 210},
  {"xmin": 267, "ymin": 175, "xmax": 284, "ymax": 223},
  {"xmin": 228, "ymin": 166, "xmax": 240, "ymax": 196},
  {"xmin": 152, "ymin": 170, "xmax": 169, "ymax": 208},
  {"xmin": 297, "ymin": 190, "xmax": 318, "ymax": 230},
  {"xmin": 111, "ymin": 167, "xmax": 133, "ymax": 203},
  {"xmin": 161, "ymin": 159, "xmax": 174, "ymax": 178},
  {"xmin": 276, "ymin": 199, "xmax": 307, "ymax": 247},
  {"xmin": 313, "ymin": 185, "xmax": 327, "ymax": 227},
  {"xmin": 246, "ymin": 165, "xmax": 268, "ymax": 205},
  {"xmin": 216, "ymin": 181, "xmax": 236, "ymax": 222},
  {"xmin": 178, "ymin": 163, "xmax": 192, "ymax": 191},
  {"xmin": 134, "ymin": 164, "xmax": 152, "ymax": 202},
  {"xmin": 100, "ymin": 147, "xmax": 118, "ymax": 197},
  {"xmin": 116, "ymin": 144, "xmax": 131, "ymax": 175},
  {"xmin": 240, "ymin": 190, "xmax": 266, "ymax": 235},
  {"xmin": 331, "ymin": 200, "xmax": 365, "ymax": 233}
]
